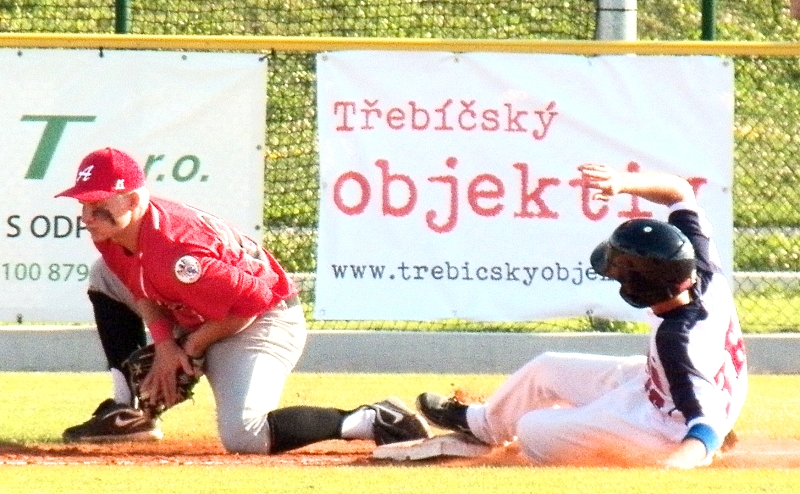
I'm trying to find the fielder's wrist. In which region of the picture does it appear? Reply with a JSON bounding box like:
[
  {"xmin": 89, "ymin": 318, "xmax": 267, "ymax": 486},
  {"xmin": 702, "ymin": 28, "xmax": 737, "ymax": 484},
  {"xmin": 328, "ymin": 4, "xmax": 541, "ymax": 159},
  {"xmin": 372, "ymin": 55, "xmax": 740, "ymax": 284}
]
[{"xmin": 148, "ymin": 318, "xmax": 174, "ymax": 344}]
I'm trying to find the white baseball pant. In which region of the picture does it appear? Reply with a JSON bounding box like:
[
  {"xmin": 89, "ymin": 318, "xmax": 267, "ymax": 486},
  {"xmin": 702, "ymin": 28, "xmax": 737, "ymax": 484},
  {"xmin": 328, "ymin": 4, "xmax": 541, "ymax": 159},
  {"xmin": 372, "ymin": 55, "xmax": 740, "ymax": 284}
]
[{"xmin": 466, "ymin": 352, "xmax": 688, "ymax": 466}]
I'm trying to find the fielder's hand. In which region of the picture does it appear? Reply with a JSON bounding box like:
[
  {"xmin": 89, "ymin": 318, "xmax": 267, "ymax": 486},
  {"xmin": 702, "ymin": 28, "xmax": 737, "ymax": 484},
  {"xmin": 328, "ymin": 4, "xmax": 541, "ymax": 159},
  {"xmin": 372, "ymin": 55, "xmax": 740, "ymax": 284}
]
[{"xmin": 122, "ymin": 338, "xmax": 204, "ymax": 417}]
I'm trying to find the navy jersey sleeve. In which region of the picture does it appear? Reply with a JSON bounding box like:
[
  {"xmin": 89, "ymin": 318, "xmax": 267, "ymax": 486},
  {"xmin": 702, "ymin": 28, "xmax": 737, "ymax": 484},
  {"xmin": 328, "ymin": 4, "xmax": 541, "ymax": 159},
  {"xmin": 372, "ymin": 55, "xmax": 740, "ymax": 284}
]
[{"xmin": 667, "ymin": 208, "xmax": 719, "ymax": 294}]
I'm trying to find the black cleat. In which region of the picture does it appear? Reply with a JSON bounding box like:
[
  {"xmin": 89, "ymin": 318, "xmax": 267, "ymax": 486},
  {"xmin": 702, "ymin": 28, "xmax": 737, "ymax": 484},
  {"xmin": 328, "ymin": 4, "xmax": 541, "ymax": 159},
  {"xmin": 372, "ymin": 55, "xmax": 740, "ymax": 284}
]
[
  {"xmin": 415, "ymin": 392, "xmax": 473, "ymax": 436},
  {"xmin": 63, "ymin": 399, "xmax": 163, "ymax": 443},
  {"xmin": 370, "ymin": 396, "xmax": 433, "ymax": 445}
]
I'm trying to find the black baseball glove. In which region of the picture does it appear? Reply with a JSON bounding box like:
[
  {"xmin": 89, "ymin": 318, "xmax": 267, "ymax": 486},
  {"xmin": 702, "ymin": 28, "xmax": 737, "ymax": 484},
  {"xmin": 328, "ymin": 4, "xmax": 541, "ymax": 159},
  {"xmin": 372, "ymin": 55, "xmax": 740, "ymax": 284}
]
[{"xmin": 121, "ymin": 341, "xmax": 204, "ymax": 417}]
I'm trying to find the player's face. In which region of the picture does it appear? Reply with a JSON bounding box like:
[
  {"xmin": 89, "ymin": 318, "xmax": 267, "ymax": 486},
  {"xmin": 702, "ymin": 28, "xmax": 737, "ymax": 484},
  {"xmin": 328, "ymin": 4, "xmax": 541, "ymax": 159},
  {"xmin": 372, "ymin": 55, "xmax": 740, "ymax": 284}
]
[{"xmin": 79, "ymin": 193, "xmax": 135, "ymax": 242}]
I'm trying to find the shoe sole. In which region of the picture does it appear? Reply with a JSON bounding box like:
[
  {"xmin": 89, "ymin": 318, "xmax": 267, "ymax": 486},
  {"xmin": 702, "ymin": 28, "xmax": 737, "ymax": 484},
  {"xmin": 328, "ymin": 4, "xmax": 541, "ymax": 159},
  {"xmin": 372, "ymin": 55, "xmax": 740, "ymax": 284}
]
[
  {"xmin": 63, "ymin": 429, "xmax": 164, "ymax": 444},
  {"xmin": 415, "ymin": 394, "xmax": 442, "ymax": 426},
  {"xmin": 415, "ymin": 394, "xmax": 469, "ymax": 434}
]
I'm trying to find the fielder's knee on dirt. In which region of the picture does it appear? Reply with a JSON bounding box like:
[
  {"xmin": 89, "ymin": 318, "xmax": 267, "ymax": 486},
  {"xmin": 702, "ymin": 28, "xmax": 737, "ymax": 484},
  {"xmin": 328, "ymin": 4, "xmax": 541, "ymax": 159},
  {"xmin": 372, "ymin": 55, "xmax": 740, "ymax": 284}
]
[
  {"xmin": 216, "ymin": 413, "xmax": 272, "ymax": 454},
  {"xmin": 216, "ymin": 406, "xmax": 345, "ymax": 454}
]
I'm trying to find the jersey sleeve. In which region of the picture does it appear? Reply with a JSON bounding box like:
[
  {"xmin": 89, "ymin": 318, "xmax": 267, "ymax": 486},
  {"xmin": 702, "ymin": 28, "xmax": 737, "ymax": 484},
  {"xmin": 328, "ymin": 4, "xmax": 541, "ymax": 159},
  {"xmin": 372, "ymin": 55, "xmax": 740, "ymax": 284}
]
[
  {"xmin": 667, "ymin": 205, "xmax": 721, "ymax": 281},
  {"xmin": 169, "ymin": 251, "xmax": 287, "ymax": 322}
]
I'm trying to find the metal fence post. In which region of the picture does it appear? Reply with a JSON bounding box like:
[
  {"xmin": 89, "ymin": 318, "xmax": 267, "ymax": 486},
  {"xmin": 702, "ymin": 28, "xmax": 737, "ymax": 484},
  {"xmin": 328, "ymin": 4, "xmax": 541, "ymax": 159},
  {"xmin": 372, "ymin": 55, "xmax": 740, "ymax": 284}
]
[
  {"xmin": 595, "ymin": 0, "xmax": 637, "ymax": 41},
  {"xmin": 701, "ymin": 0, "xmax": 716, "ymax": 40},
  {"xmin": 115, "ymin": 0, "xmax": 130, "ymax": 34}
]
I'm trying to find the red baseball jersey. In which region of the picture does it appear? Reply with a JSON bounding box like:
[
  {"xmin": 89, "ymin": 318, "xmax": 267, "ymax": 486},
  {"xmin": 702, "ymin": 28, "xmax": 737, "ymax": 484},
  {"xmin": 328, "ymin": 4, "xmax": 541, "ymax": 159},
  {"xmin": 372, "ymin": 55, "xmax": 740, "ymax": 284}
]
[{"xmin": 95, "ymin": 197, "xmax": 297, "ymax": 329}]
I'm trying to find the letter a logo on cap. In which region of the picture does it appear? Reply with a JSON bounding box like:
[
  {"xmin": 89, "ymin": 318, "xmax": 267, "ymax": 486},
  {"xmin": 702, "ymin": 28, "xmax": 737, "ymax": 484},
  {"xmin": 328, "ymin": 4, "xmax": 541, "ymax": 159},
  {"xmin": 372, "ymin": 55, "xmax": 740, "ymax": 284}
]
[
  {"xmin": 115, "ymin": 179, "xmax": 126, "ymax": 191},
  {"xmin": 77, "ymin": 165, "xmax": 94, "ymax": 182}
]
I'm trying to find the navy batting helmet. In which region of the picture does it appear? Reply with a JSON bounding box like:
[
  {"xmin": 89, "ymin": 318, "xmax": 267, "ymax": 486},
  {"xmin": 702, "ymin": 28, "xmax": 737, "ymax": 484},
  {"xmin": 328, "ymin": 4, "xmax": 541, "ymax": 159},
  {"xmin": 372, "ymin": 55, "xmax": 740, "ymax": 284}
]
[{"xmin": 590, "ymin": 218, "xmax": 696, "ymax": 308}]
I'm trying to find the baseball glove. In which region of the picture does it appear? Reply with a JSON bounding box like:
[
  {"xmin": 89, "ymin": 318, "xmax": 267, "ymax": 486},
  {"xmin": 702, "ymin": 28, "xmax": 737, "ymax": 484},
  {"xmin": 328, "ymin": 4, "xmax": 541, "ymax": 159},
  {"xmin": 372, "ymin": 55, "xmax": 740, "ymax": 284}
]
[{"xmin": 121, "ymin": 341, "xmax": 204, "ymax": 417}]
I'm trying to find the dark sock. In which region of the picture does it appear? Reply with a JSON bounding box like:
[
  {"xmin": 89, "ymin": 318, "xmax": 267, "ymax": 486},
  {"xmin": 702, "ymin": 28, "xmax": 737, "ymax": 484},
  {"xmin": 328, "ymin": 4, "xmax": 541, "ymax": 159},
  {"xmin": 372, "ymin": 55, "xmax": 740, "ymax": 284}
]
[
  {"xmin": 454, "ymin": 406, "xmax": 469, "ymax": 430},
  {"xmin": 267, "ymin": 406, "xmax": 348, "ymax": 454},
  {"xmin": 89, "ymin": 290, "xmax": 146, "ymax": 379}
]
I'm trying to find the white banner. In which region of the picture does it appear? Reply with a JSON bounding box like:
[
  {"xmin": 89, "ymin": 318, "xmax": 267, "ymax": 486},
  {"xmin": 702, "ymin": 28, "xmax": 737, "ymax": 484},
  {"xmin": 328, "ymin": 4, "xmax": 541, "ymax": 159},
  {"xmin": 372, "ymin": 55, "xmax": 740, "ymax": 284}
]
[
  {"xmin": 0, "ymin": 49, "xmax": 267, "ymax": 323},
  {"xmin": 315, "ymin": 52, "xmax": 734, "ymax": 321}
]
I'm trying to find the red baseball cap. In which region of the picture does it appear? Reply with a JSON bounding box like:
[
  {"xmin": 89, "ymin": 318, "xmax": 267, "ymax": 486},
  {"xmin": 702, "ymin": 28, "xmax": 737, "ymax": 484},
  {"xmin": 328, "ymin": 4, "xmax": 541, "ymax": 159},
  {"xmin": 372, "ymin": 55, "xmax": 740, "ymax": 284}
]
[{"xmin": 55, "ymin": 148, "xmax": 146, "ymax": 202}]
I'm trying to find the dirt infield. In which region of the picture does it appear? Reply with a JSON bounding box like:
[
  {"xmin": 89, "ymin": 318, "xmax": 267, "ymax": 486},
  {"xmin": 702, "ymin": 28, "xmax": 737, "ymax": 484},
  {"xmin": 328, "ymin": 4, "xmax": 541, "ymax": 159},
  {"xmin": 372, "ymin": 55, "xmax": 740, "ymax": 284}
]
[{"xmin": 2, "ymin": 437, "xmax": 800, "ymax": 468}]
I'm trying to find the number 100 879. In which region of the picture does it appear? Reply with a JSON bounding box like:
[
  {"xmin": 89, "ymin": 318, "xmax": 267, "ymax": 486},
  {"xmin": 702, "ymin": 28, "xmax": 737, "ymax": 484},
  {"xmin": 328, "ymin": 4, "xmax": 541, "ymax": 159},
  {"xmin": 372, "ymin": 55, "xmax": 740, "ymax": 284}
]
[{"xmin": 2, "ymin": 263, "xmax": 90, "ymax": 282}]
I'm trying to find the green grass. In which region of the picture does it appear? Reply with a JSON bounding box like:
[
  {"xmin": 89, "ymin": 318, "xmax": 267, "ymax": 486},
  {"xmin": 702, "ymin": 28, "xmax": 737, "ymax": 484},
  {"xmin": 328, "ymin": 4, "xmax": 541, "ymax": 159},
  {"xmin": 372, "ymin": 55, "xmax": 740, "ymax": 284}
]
[
  {"xmin": 0, "ymin": 373, "xmax": 505, "ymax": 444},
  {"xmin": 3, "ymin": 465, "xmax": 799, "ymax": 494},
  {"xmin": 1, "ymin": 372, "xmax": 799, "ymax": 494}
]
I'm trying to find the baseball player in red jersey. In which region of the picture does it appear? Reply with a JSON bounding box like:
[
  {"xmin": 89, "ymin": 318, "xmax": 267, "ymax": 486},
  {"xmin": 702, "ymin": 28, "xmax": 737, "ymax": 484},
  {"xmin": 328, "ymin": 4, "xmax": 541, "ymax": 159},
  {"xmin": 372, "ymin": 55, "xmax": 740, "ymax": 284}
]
[
  {"xmin": 56, "ymin": 148, "xmax": 431, "ymax": 452},
  {"xmin": 416, "ymin": 163, "xmax": 747, "ymax": 468}
]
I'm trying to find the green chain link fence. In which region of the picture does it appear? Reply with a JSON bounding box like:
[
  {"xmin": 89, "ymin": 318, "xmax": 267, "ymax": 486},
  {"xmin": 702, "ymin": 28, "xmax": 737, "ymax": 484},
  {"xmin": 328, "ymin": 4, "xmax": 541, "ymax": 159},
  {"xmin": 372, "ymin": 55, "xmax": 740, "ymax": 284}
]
[{"xmin": 2, "ymin": 0, "xmax": 799, "ymax": 333}]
